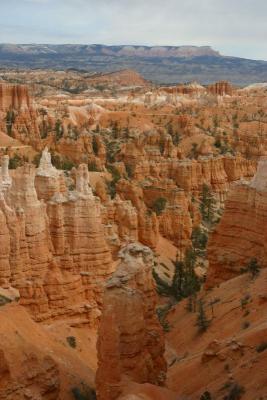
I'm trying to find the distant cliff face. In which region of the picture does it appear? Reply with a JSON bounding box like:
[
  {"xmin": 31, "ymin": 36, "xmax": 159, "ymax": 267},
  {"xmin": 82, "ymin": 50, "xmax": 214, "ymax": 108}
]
[{"xmin": 0, "ymin": 43, "xmax": 221, "ymax": 58}]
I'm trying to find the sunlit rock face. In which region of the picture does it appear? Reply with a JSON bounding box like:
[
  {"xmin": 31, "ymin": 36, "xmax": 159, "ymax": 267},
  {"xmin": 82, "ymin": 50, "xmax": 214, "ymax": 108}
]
[
  {"xmin": 0, "ymin": 83, "xmax": 41, "ymax": 147},
  {"xmin": 0, "ymin": 150, "xmax": 114, "ymax": 325}
]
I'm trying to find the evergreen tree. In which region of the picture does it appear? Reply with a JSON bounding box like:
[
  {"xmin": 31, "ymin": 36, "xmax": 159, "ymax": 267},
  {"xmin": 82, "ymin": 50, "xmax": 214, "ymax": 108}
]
[
  {"xmin": 191, "ymin": 226, "xmax": 208, "ymax": 251},
  {"xmin": 200, "ymin": 392, "xmax": 212, "ymax": 400},
  {"xmin": 246, "ymin": 258, "xmax": 261, "ymax": 278},
  {"xmin": 172, "ymin": 260, "xmax": 185, "ymax": 301},
  {"xmin": 172, "ymin": 248, "xmax": 200, "ymax": 300},
  {"xmin": 92, "ymin": 135, "xmax": 99, "ymax": 155},
  {"xmin": 196, "ymin": 299, "xmax": 210, "ymax": 333},
  {"xmin": 200, "ymin": 184, "xmax": 216, "ymax": 223},
  {"xmin": 55, "ymin": 119, "xmax": 63, "ymax": 141},
  {"xmin": 6, "ymin": 110, "xmax": 15, "ymax": 136},
  {"xmin": 112, "ymin": 121, "xmax": 119, "ymax": 138},
  {"xmin": 151, "ymin": 197, "xmax": 167, "ymax": 215}
]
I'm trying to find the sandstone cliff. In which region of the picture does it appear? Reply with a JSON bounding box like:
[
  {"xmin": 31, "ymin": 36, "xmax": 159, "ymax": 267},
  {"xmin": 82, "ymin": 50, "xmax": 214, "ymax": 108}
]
[
  {"xmin": 208, "ymin": 81, "xmax": 233, "ymax": 96},
  {"xmin": 96, "ymin": 243, "xmax": 166, "ymax": 400},
  {"xmin": 0, "ymin": 83, "xmax": 41, "ymax": 147},
  {"xmin": 0, "ymin": 150, "xmax": 114, "ymax": 325},
  {"xmin": 207, "ymin": 157, "xmax": 267, "ymax": 287}
]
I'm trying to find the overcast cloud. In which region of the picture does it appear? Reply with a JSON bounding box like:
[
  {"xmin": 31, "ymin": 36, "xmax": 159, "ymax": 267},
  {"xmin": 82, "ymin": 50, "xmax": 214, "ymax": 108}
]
[{"xmin": 1, "ymin": 0, "xmax": 266, "ymax": 60}]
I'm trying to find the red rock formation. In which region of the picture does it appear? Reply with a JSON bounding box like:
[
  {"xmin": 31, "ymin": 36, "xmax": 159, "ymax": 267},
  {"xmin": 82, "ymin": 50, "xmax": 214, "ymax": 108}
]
[
  {"xmin": 0, "ymin": 83, "xmax": 41, "ymax": 147},
  {"xmin": 0, "ymin": 83, "xmax": 31, "ymax": 111},
  {"xmin": 208, "ymin": 81, "xmax": 233, "ymax": 96},
  {"xmin": 206, "ymin": 158, "xmax": 267, "ymax": 287},
  {"xmin": 96, "ymin": 243, "xmax": 166, "ymax": 400},
  {"xmin": 0, "ymin": 151, "xmax": 114, "ymax": 325},
  {"xmin": 117, "ymin": 179, "xmax": 159, "ymax": 249}
]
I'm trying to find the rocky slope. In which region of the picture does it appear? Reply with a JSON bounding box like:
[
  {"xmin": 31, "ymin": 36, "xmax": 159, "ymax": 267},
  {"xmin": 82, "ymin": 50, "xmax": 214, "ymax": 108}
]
[
  {"xmin": 0, "ymin": 302, "xmax": 97, "ymax": 400},
  {"xmin": 165, "ymin": 267, "xmax": 267, "ymax": 400}
]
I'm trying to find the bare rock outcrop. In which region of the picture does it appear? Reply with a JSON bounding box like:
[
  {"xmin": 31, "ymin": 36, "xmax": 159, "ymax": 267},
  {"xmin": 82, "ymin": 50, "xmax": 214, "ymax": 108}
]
[
  {"xmin": 207, "ymin": 157, "xmax": 267, "ymax": 287},
  {"xmin": 0, "ymin": 150, "xmax": 114, "ymax": 325},
  {"xmin": 208, "ymin": 81, "xmax": 233, "ymax": 96},
  {"xmin": 0, "ymin": 83, "xmax": 31, "ymax": 111},
  {"xmin": 0, "ymin": 83, "xmax": 41, "ymax": 147},
  {"xmin": 96, "ymin": 243, "xmax": 166, "ymax": 400}
]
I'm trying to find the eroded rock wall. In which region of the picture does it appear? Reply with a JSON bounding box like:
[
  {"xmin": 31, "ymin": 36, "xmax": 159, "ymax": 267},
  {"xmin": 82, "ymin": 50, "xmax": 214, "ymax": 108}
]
[
  {"xmin": 0, "ymin": 150, "xmax": 114, "ymax": 325},
  {"xmin": 96, "ymin": 243, "xmax": 166, "ymax": 400},
  {"xmin": 207, "ymin": 158, "xmax": 267, "ymax": 287}
]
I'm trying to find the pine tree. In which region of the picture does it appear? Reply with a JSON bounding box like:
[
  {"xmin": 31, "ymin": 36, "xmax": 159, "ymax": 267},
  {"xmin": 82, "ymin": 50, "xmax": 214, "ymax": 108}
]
[
  {"xmin": 196, "ymin": 299, "xmax": 210, "ymax": 333},
  {"xmin": 200, "ymin": 184, "xmax": 216, "ymax": 223},
  {"xmin": 172, "ymin": 259, "xmax": 185, "ymax": 301},
  {"xmin": 172, "ymin": 248, "xmax": 200, "ymax": 300}
]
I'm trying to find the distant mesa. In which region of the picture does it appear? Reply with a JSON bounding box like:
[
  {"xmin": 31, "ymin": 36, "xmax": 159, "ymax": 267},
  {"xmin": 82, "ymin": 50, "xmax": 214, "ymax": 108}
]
[{"xmin": 1, "ymin": 43, "xmax": 267, "ymax": 85}]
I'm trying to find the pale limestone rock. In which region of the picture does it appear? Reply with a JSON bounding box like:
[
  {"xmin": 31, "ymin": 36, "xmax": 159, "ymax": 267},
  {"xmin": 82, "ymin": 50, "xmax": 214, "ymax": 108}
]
[
  {"xmin": 75, "ymin": 164, "xmax": 94, "ymax": 197},
  {"xmin": 250, "ymin": 157, "xmax": 267, "ymax": 191},
  {"xmin": 36, "ymin": 147, "xmax": 59, "ymax": 178}
]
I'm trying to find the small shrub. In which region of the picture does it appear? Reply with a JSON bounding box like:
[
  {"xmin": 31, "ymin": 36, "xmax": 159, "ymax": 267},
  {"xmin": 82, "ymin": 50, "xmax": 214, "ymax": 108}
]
[
  {"xmin": 256, "ymin": 342, "xmax": 267, "ymax": 353},
  {"xmin": 107, "ymin": 164, "xmax": 121, "ymax": 183},
  {"xmin": 200, "ymin": 392, "xmax": 212, "ymax": 400},
  {"xmin": 61, "ymin": 159, "xmax": 75, "ymax": 171},
  {"xmin": 51, "ymin": 153, "xmax": 75, "ymax": 171},
  {"xmin": 0, "ymin": 295, "xmax": 12, "ymax": 306},
  {"xmin": 72, "ymin": 386, "xmax": 96, "ymax": 400},
  {"xmin": 9, "ymin": 154, "xmax": 23, "ymax": 169},
  {"xmin": 245, "ymin": 258, "xmax": 261, "ymax": 278},
  {"xmin": 242, "ymin": 321, "xmax": 250, "ymax": 329},
  {"xmin": 67, "ymin": 336, "xmax": 77, "ymax": 349},
  {"xmin": 88, "ymin": 162, "xmax": 99, "ymax": 172},
  {"xmin": 151, "ymin": 197, "xmax": 167, "ymax": 216},
  {"xmin": 224, "ymin": 383, "xmax": 245, "ymax": 400},
  {"xmin": 125, "ymin": 163, "xmax": 134, "ymax": 178},
  {"xmin": 240, "ymin": 294, "xmax": 250, "ymax": 310}
]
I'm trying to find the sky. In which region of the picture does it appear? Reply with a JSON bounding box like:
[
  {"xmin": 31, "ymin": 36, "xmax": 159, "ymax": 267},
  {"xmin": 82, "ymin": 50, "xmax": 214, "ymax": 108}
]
[{"xmin": 1, "ymin": 0, "xmax": 266, "ymax": 61}]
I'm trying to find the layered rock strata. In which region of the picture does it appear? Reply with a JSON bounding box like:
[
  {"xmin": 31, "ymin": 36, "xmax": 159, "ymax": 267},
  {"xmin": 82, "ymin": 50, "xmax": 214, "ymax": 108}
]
[
  {"xmin": 207, "ymin": 157, "xmax": 267, "ymax": 287},
  {"xmin": 0, "ymin": 83, "xmax": 41, "ymax": 147},
  {"xmin": 0, "ymin": 150, "xmax": 114, "ymax": 324},
  {"xmin": 96, "ymin": 243, "xmax": 166, "ymax": 400}
]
